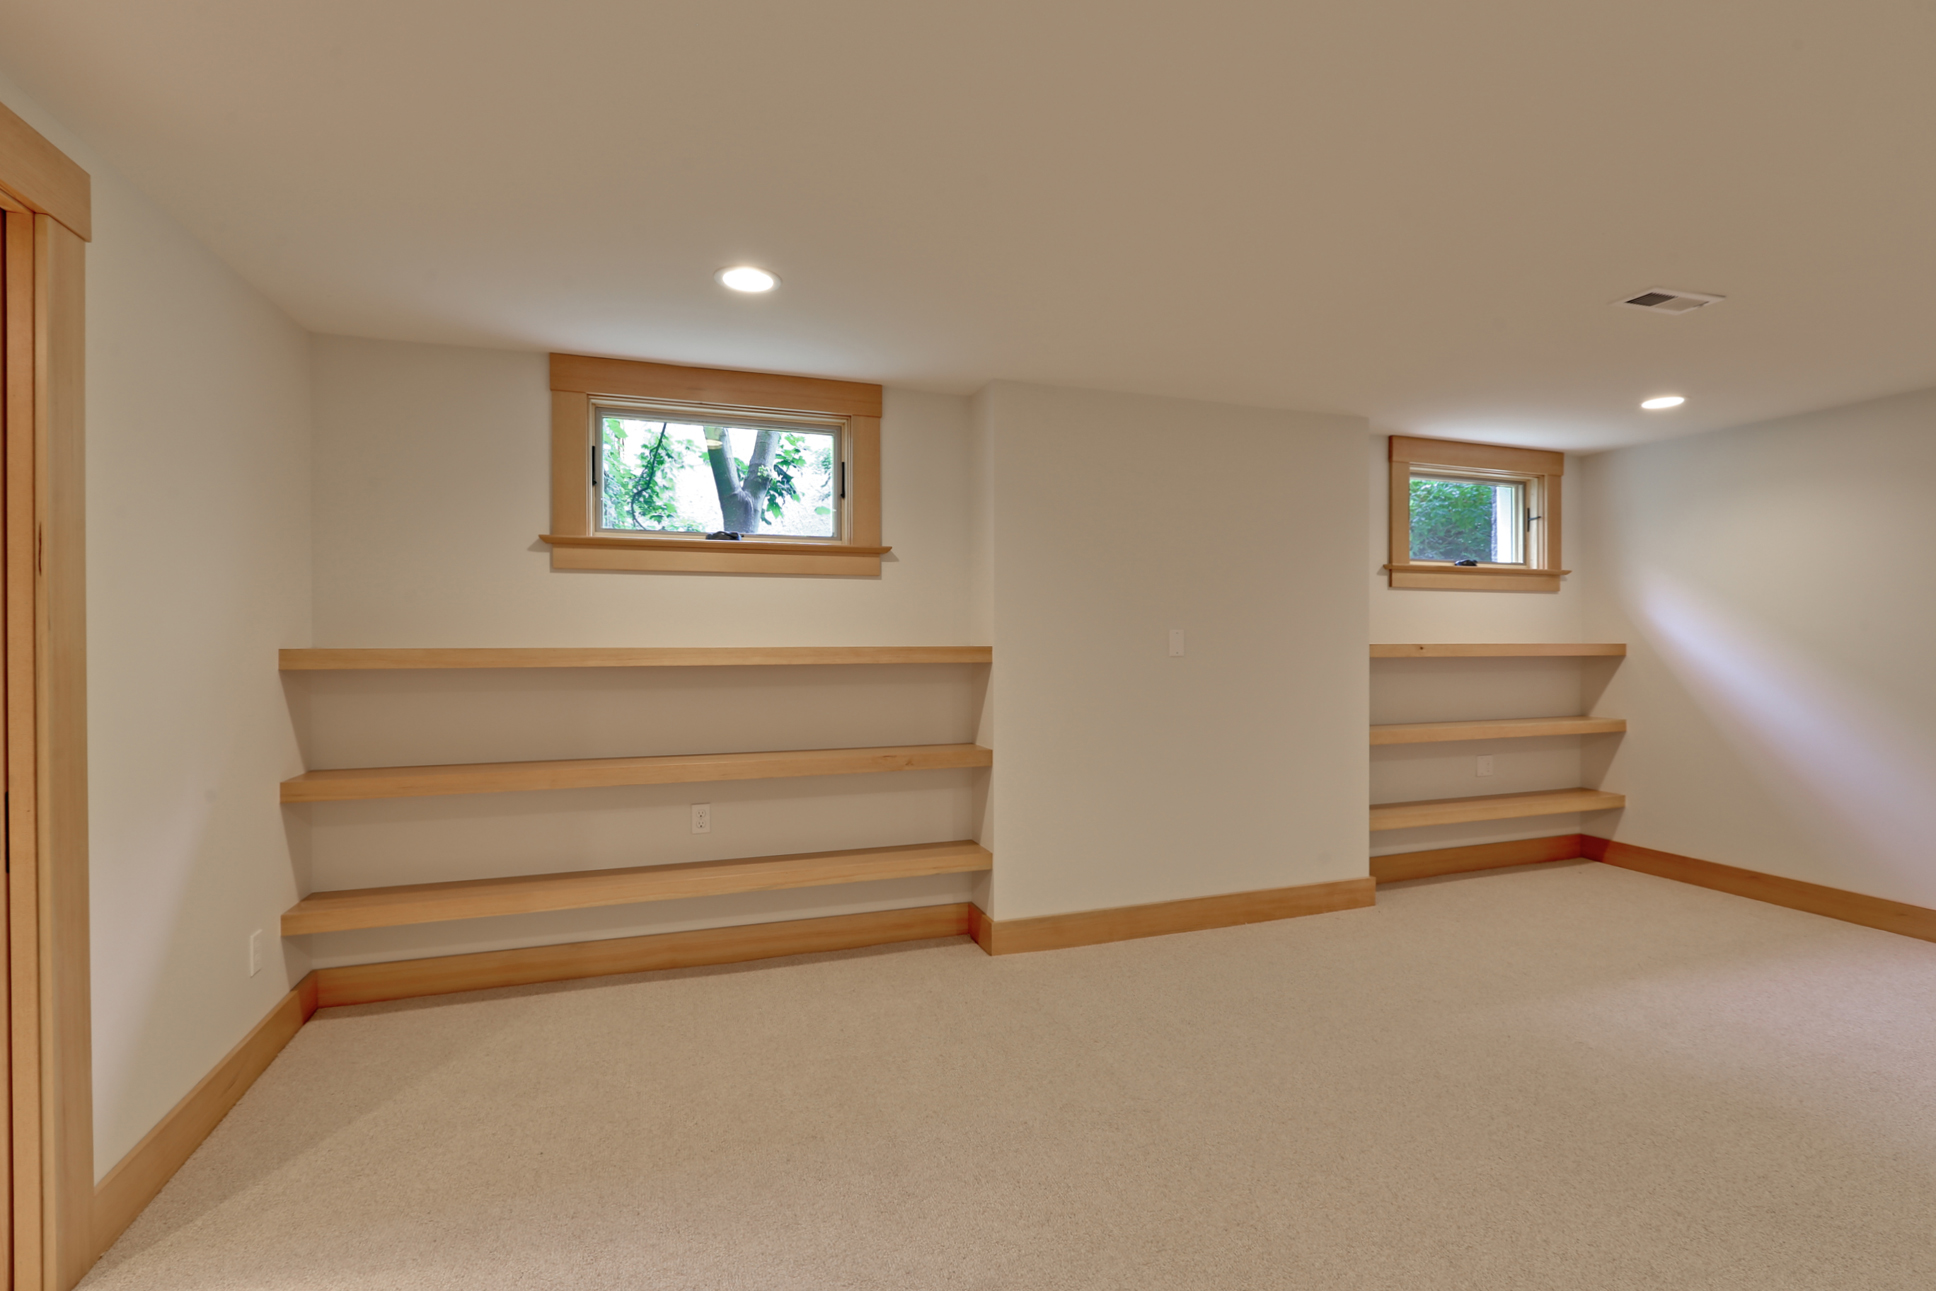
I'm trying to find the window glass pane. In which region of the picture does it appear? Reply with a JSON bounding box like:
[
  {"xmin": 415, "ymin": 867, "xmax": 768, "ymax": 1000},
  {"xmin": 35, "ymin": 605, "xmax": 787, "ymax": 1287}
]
[
  {"xmin": 1409, "ymin": 474, "xmax": 1523, "ymax": 563},
  {"xmin": 599, "ymin": 416, "xmax": 839, "ymax": 539}
]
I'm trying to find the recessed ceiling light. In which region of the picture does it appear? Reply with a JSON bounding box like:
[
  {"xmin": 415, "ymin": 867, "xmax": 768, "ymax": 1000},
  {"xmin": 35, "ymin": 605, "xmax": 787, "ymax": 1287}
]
[
  {"xmin": 1640, "ymin": 395, "xmax": 1686, "ymax": 410},
  {"xmin": 717, "ymin": 265, "xmax": 778, "ymax": 293}
]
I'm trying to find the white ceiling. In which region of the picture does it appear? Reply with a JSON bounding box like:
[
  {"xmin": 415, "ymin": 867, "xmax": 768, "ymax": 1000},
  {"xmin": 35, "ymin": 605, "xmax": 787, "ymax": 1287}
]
[{"xmin": 3, "ymin": 0, "xmax": 1935, "ymax": 451}]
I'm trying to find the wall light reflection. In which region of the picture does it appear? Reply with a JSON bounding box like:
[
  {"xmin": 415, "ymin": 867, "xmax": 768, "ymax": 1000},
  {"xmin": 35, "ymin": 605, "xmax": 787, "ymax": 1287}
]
[{"xmin": 1633, "ymin": 572, "xmax": 1935, "ymax": 898}]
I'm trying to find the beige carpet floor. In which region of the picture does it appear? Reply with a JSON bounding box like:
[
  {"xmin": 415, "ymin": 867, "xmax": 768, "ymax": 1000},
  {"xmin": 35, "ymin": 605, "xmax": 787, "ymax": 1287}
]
[{"xmin": 83, "ymin": 861, "xmax": 1936, "ymax": 1290}]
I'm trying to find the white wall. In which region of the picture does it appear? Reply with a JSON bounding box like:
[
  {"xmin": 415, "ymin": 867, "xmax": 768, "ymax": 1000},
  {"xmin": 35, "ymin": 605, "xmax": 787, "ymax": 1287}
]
[
  {"xmin": 311, "ymin": 335, "xmax": 976, "ymax": 647},
  {"xmin": 981, "ymin": 382, "xmax": 1367, "ymax": 918},
  {"xmin": 1367, "ymin": 436, "xmax": 1616, "ymax": 855},
  {"xmin": 1581, "ymin": 387, "xmax": 1936, "ymax": 908},
  {"xmin": 0, "ymin": 74, "xmax": 316, "ymax": 1177},
  {"xmin": 300, "ymin": 338, "xmax": 986, "ymax": 966}
]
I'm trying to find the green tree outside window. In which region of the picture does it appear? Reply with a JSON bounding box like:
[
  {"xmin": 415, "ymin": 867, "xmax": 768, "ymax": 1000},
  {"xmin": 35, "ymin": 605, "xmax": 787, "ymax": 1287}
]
[{"xmin": 1410, "ymin": 478, "xmax": 1507, "ymax": 562}]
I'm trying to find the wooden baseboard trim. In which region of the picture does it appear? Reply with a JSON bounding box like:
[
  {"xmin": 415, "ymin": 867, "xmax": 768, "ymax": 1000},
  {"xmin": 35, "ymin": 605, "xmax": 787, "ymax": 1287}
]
[
  {"xmin": 92, "ymin": 977, "xmax": 319, "ymax": 1258},
  {"xmin": 970, "ymin": 878, "xmax": 1375, "ymax": 956},
  {"xmin": 311, "ymin": 902, "xmax": 977, "ymax": 1008},
  {"xmin": 1583, "ymin": 837, "xmax": 1936, "ymax": 944},
  {"xmin": 1372, "ymin": 834, "xmax": 1585, "ymax": 883},
  {"xmin": 967, "ymin": 903, "xmax": 994, "ymax": 950}
]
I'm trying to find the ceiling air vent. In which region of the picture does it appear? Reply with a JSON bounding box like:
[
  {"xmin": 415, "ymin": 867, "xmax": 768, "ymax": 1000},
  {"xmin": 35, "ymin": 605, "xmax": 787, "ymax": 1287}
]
[{"xmin": 1615, "ymin": 287, "xmax": 1725, "ymax": 314}]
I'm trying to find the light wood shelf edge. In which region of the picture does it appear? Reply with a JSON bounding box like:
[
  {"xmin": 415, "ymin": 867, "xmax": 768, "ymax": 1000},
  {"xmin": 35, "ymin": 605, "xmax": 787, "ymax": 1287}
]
[
  {"xmin": 1370, "ymin": 643, "xmax": 1626, "ymax": 657},
  {"xmin": 280, "ymin": 645, "xmax": 993, "ymax": 670},
  {"xmin": 1369, "ymin": 787, "xmax": 1626, "ymax": 831},
  {"xmin": 280, "ymin": 742, "xmax": 995, "ymax": 803},
  {"xmin": 1371, "ymin": 716, "xmax": 1627, "ymax": 745},
  {"xmin": 284, "ymin": 840, "xmax": 993, "ymax": 935}
]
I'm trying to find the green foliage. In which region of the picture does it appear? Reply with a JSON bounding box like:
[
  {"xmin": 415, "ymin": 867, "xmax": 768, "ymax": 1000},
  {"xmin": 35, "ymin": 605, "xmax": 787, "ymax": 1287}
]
[
  {"xmin": 601, "ymin": 418, "xmax": 837, "ymax": 536},
  {"xmin": 601, "ymin": 419, "xmax": 704, "ymax": 532},
  {"xmin": 1410, "ymin": 477, "xmax": 1501, "ymax": 562},
  {"xmin": 738, "ymin": 432, "xmax": 829, "ymax": 525}
]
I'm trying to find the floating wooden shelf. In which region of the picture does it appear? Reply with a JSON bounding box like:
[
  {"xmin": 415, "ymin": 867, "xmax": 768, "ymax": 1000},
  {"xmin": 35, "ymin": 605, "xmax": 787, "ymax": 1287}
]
[
  {"xmin": 281, "ymin": 743, "xmax": 994, "ymax": 804},
  {"xmin": 1370, "ymin": 787, "xmax": 1625, "ymax": 831},
  {"xmin": 282, "ymin": 840, "xmax": 992, "ymax": 936},
  {"xmin": 280, "ymin": 646, "xmax": 992, "ymax": 670},
  {"xmin": 1371, "ymin": 716, "xmax": 1626, "ymax": 745},
  {"xmin": 1371, "ymin": 643, "xmax": 1626, "ymax": 658}
]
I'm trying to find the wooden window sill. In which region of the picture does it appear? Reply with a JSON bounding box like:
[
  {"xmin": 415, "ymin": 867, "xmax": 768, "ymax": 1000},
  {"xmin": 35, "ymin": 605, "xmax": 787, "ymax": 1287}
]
[
  {"xmin": 1384, "ymin": 563, "xmax": 1570, "ymax": 593},
  {"xmin": 540, "ymin": 533, "xmax": 891, "ymax": 577}
]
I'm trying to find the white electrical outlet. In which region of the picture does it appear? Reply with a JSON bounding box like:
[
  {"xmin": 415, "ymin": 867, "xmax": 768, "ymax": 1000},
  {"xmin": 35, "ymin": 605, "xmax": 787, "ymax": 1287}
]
[
  {"xmin": 1168, "ymin": 629, "xmax": 1185, "ymax": 657},
  {"xmin": 248, "ymin": 929, "xmax": 265, "ymax": 977},
  {"xmin": 691, "ymin": 803, "xmax": 712, "ymax": 834},
  {"xmin": 1476, "ymin": 755, "xmax": 1495, "ymax": 777}
]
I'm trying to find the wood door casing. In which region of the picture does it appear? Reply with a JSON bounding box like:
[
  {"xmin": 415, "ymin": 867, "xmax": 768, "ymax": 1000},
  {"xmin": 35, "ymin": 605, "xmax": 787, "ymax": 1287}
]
[
  {"xmin": 1, "ymin": 198, "xmax": 25, "ymax": 1291},
  {"xmin": 0, "ymin": 97, "xmax": 93, "ymax": 1291},
  {"xmin": 2, "ymin": 201, "xmax": 92, "ymax": 1291}
]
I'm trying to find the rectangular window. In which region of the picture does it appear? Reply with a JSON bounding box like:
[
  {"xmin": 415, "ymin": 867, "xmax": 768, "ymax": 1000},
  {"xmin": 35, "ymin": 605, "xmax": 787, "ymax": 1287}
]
[
  {"xmin": 1408, "ymin": 472, "xmax": 1525, "ymax": 565},
  {"xmin": 1387, "ymin": 436, "xmax": 1565, "ymax": 592},
  {"xmin": 545, "ymin": 352, "xmax": 885, "ymax": 577},
  {"xmin": 596, "ymin": 409, "xmax": 842, "ymax": 541}
]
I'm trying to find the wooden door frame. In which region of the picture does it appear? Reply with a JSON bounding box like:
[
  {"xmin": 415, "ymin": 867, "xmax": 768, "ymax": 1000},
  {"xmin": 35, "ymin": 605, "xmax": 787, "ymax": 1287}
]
[{"xmin": 1, "ymin": 99, "xmax": 93, "ymax": 1291}]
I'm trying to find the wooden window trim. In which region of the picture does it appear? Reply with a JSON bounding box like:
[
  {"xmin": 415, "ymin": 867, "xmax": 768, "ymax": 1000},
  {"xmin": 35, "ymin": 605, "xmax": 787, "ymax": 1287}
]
[
  {"xmin": 1385, "ymin": 435, "xmax": 1568, "ymax": 593},
  {"xmin": 544, "ymin": 353, "xmax": 887, "ymax": 577}
]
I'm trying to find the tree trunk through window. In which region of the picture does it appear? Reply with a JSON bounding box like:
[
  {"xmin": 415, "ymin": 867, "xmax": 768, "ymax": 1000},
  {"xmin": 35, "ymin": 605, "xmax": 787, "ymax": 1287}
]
[{"xmin": 703, "ymin": 426, "xmax": 781, "ymax": 534}]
